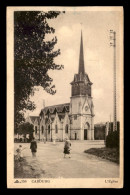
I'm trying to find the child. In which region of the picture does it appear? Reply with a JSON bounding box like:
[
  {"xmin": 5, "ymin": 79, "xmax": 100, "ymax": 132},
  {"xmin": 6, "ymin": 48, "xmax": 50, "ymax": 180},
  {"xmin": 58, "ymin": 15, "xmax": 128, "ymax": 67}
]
[{"xmin": 15, "ymin": 145, "xmax": 23, "ymax": 160}]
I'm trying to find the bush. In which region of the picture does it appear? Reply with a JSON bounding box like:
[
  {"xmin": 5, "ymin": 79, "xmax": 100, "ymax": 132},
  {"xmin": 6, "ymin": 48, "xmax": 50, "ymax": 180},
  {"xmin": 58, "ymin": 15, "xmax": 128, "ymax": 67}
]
[{"xmin": 106, "ymin": 129, "xmax": 119, "ymax": 149}]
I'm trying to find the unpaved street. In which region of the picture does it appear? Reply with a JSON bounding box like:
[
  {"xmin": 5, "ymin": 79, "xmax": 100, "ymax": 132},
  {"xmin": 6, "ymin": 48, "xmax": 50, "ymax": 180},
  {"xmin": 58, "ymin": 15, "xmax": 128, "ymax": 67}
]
[{"xmin": 14, "ymin": 141, "xmax": 119, "ymax": 178}]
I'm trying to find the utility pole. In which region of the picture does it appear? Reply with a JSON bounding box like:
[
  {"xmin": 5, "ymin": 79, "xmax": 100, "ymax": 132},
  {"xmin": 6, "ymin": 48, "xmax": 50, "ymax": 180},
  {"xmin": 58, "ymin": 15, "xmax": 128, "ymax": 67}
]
[
  {"xmin": 110, "ymin": 114, "xmax": 111, "ymax": 132},
  {"xmin": 39, "ymin": 116, "xmax": 41, "ymax": 141},
  {"xmin": 110, "ymin": 30, "xmax": 117, "ymax": 131}
]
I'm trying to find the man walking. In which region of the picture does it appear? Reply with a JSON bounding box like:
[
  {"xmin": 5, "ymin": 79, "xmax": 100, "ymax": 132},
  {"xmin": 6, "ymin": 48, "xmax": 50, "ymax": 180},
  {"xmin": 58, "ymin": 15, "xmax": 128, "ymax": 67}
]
[{"xmin": 30, "ymin": 137, "xmax": 37, "ymax": 157}]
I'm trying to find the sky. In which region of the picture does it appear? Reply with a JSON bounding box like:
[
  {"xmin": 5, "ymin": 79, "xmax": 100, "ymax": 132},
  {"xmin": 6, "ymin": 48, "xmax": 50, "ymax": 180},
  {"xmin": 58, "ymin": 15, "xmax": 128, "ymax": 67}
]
[{"xmin": 25, "ymin": 9, "xmax": 122, "ymax": 123}]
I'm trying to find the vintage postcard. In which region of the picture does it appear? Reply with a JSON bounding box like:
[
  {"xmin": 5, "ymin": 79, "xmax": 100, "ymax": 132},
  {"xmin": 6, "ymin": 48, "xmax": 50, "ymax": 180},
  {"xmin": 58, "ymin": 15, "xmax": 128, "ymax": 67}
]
[{"xmin": 7, "ymin": 6, "xmax": 123, "ymax": 188}]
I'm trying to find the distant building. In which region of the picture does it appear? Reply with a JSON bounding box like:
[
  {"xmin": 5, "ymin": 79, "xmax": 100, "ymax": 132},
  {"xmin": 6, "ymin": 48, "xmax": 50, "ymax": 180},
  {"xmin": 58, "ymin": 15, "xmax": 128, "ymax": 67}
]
[
  {"xmin": 94, "ymin": 121, "xmax": 120, "ymax": 140},
  {"xmin": 94, "ymin": 123, "xmax": 106, "ymax": 140},
  {"xmin": 26, "ymin": 31, "xmax": 95, "ymax": 141}
]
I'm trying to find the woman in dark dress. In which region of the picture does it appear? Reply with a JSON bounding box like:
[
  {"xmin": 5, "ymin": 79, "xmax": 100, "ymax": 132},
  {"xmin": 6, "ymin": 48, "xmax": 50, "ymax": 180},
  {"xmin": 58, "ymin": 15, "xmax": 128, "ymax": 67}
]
[
  {"xmin": 63, "ymin": 138, "xmax": 71, "ymax": 158},
  {"xmin": 30, "ymin": 137, "xmax": 37, "ymax": 157}
]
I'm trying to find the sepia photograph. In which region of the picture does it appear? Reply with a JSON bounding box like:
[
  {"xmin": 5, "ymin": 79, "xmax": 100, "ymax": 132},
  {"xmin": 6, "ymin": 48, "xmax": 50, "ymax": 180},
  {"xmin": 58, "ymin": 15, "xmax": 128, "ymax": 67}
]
[{"xmin": 7, "ymin": 6, "xmax": 123, "ymax": 188}]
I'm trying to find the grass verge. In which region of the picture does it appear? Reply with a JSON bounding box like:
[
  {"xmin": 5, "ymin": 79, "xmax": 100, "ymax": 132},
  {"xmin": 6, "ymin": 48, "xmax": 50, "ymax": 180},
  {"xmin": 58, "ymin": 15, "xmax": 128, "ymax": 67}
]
[
  {"xmin": 84, "ymin": 147, "xmax": 119, "ymax": 164},
  {"xmin": 14, "ymin": 157, "xmax": 45, "ymax": 178}
]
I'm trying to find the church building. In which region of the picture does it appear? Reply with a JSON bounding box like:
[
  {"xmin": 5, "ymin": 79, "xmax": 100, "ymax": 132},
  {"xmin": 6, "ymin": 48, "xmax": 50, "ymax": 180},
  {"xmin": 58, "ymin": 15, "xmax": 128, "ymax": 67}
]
[{"xmin": 26, "ymin": 31, "xmax": 95, "ymax": 141}]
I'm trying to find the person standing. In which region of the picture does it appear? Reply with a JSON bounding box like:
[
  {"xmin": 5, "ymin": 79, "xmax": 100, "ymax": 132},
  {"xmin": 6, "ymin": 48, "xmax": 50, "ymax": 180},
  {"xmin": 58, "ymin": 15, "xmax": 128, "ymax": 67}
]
[
  {"xmin": 30, "ymin": 137, "xmax": 37, "ymax": 157},
  {"xmin": 63, "ymin": 138, "xmax": 71, "ymax": 158},
  {"xmin": 43, "ymin": 136, "xmax": 46, "ymax": 144}
]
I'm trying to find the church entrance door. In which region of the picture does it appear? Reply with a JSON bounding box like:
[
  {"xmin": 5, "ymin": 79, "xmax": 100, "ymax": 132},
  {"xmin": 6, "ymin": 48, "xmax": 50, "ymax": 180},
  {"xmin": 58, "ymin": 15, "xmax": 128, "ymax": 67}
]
[
  {"xmin": 75, "ymin": 133, "xmax": 77, "ymax": 140},
  {"xmin": 84, "ymin": 129, "xmax": 87, "ymax": 140}
]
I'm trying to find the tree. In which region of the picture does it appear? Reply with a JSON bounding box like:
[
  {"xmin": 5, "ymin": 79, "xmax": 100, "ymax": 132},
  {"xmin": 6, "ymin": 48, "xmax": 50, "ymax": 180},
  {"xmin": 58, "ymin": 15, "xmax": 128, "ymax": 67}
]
[
  {"xmin": 14, "ymin": 11, "xmax": 64, "ymax": 131},
  {"xmin": 18, "ymin": 122, "xmax": 34, "ymax": 138},
  {"xmin": 106, "ymin": 121, "xmax": 120, "ymax": 149},
  {"xmin": 106, "ymin": 129, "xmax": 119, "ymax": 149}
]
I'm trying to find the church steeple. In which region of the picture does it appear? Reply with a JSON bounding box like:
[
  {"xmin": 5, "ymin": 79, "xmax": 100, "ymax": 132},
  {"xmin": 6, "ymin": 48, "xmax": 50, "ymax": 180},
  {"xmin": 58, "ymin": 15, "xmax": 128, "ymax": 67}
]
[
  {"xmin": 70, "ymin": 29, "xmax": 94, "ymax": 141},
  {"xmin": 70, "ymin": 30, "xmax": 92, "ymax": 97},
  {"xmin": 78, "ymin": 31, "xmax": 85, "ymax": 74}
]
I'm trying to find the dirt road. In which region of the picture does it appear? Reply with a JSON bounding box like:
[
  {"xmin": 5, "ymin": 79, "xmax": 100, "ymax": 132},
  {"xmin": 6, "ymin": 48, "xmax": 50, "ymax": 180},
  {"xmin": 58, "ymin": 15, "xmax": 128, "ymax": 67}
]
[{"xmin": 14, "ymin": 141, "xmax": 119, "ymax": 178}]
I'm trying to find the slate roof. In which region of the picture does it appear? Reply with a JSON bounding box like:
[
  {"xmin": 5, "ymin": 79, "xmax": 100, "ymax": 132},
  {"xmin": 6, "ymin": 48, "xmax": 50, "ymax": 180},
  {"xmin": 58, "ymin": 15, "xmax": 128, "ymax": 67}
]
[{"xmin": 42, "ymin": 103, "xmax": 70, "ymax": 114}]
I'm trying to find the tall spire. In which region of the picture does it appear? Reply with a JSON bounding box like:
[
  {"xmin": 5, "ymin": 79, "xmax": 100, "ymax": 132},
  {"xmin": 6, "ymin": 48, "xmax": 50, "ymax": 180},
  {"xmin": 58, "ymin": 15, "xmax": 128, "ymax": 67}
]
[{"xmin": 78, "ymin": 30, "xmax": 85, "ymax": 74}]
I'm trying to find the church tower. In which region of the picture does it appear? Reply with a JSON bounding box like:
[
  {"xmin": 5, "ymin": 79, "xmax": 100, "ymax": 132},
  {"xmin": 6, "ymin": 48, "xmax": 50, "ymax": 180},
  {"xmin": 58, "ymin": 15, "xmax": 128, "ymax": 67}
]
[{"xmin": 70, "ymin": 31, "xmax": 94, "ymax": 140}]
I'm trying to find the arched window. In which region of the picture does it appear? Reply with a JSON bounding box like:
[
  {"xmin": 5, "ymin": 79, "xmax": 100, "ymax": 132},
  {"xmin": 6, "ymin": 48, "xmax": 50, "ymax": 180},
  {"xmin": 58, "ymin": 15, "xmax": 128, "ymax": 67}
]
[
  {"xmin": 41, "ymin": 126, "xmax": 44, "ymax": 134},
  {"xmin": 35, "ymin": 126, "xmax": 37, "ymax": 134},
  {"xmin": 65, "ymin": 124, "xmax": 69, "ymax": 133},
  {"xmin": 55, "ymin": 124, "xmax": 58, "ymax": 133},
  {"xmin": 84, "ymin": 122, "xmax": 90, "ymax": 130}
]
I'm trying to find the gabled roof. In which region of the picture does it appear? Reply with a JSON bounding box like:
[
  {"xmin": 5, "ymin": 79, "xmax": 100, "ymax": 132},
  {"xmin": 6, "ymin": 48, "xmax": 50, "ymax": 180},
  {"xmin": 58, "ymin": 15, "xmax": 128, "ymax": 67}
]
[
  {"xmin": 29, "ymin": 116, "xmax": 40, "ymax": 125},
  {"xmin": 45, "ymin": 115, "xmax": 62, "ymax": 124},
  {"xmin": 41, "ymin": 103, "xmax": 70, "ymax": 114},
  {"xmin": 51, "ymin": 117, "xmax": 55, "ymax": 122},
  {"xmin": 45, "ymin": 117, "xmax": 54, "ymax": 124},
  {"xmin": 58, "ymin": 114, "xmax": 65, "ymax": 121}
]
